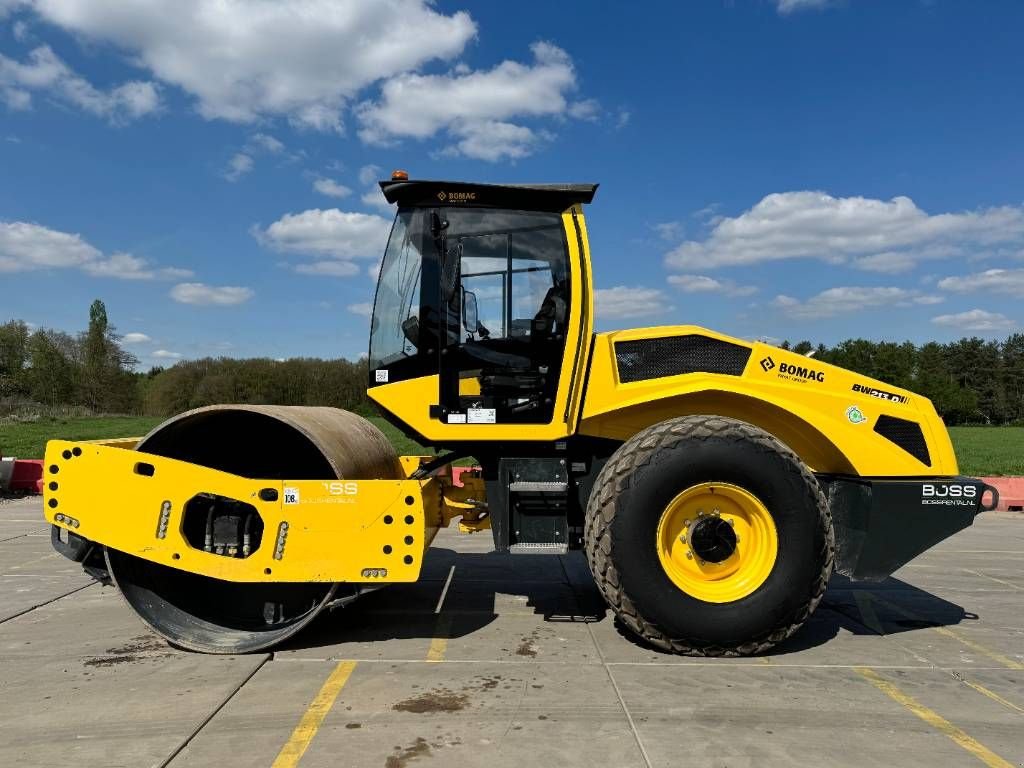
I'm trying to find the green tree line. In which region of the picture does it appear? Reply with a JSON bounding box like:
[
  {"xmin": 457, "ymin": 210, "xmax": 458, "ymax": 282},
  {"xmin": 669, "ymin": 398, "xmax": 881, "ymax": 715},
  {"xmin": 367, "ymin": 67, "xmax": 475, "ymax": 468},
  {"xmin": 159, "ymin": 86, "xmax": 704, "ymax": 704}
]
[{"xmin": 2, "ymin": 301, "xmax": 1023, "ymax": 424}]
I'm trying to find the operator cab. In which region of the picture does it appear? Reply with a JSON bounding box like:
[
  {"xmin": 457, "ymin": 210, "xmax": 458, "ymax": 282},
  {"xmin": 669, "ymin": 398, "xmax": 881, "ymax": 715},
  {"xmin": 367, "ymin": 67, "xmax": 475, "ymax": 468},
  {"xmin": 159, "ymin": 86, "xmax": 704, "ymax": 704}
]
[{"xmin": 369, "ymin": 176, "xmax": 597, "ymax": 428}]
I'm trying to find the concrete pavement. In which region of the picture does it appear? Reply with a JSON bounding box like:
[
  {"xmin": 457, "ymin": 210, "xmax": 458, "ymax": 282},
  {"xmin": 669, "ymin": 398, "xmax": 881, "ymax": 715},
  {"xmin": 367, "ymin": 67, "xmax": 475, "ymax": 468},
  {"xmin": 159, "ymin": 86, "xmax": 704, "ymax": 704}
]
[{"xmin": 0, "ymin": 495, "xmax": 1021, "ymax": 768}]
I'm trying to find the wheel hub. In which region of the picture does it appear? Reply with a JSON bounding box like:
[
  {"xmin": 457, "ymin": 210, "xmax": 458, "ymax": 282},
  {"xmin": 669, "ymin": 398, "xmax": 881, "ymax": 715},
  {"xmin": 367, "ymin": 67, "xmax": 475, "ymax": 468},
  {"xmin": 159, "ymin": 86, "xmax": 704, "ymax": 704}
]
[
  {"xmin": 655, "ymin": 482, "xmax": 779, "ymax": 603},
  {"xmin": 688, "ymin": 515, "xmax": 738, "ymax": 564}
]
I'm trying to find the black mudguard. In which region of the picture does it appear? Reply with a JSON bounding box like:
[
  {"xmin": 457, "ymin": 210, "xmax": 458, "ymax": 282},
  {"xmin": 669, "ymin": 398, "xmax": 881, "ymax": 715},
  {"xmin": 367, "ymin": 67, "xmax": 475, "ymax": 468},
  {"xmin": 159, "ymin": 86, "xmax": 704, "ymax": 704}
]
[{"xmin": 822, "ymin": 476, "xmax": 999, "ymax": 581}]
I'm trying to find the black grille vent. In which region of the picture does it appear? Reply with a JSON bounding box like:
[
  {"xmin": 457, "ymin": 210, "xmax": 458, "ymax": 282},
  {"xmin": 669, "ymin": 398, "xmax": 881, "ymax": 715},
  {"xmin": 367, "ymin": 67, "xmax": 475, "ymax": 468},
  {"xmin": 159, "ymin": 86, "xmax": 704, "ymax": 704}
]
[
  {"xmin": 874, "ymin": 415, "xmax": 931, "ymax": 466},
  {"xmin": 615, "ymin": 335, "xmax": 752, "ymax": 383}
]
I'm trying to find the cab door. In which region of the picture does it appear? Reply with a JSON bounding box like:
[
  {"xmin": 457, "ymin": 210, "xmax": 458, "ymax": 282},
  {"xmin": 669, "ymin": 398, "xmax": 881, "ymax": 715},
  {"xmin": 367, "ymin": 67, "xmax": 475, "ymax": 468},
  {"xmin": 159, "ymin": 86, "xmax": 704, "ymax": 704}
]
[{"xmin": 436, "ymin": 208, "xmax": 575, "ymax": 428}]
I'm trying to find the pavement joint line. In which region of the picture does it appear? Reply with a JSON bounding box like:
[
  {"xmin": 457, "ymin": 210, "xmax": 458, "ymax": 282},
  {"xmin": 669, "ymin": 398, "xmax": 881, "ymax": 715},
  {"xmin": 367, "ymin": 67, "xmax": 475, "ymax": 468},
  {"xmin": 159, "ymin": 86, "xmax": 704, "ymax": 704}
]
[
  {"xmin": 434, "ymin": 564, "xmax": 455, "ymax": 613},
  {"xmin": 825, "ymin": 597, "xmax": 935, "ymax": 666},
  {"xmin": 841, "ymin": 593, "xmax": 1024, "ymax": 716},
  {"xmin": 953, "ymin": 674, "xmax": 1024, "ymax": 716},
  {"xmin": 0, "ymin": 581, "xmax": 95, "ymax": 626},
  {"xmin": 869, "ymin": 593, "xmax": 1024, "ymax": 670},
  {"xmin": 159, "ymin": 654, "xmax": 271, "ymax": 768},
  {"xmin": 0, "ymin": 534, "xmax": 27, "ymax": 543},
  {"xmin": 961, "ymin": 568, "xmax": 1023, "ymax": 591},
  {"xmin": 270, "ymin": 659, "xmax": 357, "ymax": 768},
  {"xmin": 854, "ymin": 666, "xmax": 1015, "ymax": 768},
  {"xmin": 558, "ymin": 555, "xmax": 653, "ymax": 768}
]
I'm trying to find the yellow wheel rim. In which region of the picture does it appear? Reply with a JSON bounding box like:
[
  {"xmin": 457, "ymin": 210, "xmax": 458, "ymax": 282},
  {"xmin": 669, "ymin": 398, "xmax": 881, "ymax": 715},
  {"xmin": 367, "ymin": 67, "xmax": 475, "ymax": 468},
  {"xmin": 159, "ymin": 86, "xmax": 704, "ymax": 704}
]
[{"xmin": 655, "ymin": 482, "xmax": 778, "ymax": 603}]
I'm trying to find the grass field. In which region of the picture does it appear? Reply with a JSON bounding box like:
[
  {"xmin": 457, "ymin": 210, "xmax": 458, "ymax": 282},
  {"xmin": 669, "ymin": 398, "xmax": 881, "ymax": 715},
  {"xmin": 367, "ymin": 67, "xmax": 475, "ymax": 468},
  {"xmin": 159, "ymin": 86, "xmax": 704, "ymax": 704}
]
[
  {"xmin": 947, "ymin": 426, "xmax": 1024, "ymax": 477},
  {"xmin": 2, "ymin": 416, "xmax": 1020, "ymax": 476}
]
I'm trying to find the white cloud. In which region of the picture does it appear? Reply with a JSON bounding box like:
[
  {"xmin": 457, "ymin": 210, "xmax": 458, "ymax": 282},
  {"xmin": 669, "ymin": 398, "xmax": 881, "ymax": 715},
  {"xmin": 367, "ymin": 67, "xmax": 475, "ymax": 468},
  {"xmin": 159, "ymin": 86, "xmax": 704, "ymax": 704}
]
[
  {"xmin": 249, "ymin": 132, "xmax": 283, "ymax": 154},
  {"xmin": 772, "ymin": 286, "xmax": 943, "ymax": 319},
  {"xmin": 361, "ymin": 188, "xmax": 395, "ymax": 213},
  {"xmin": 0, "ymin": 45, "xmax": 160, "ymax": 122},
  {"xmin": 1, "ymin": 220, "xmax": 189, "ymax": 279},
  {"xmin": 931, "ymin": 309, "xmax": 1016, "ymax": 332},
  {"xmin": 652, "ymin": 222, "xmax": 683, "ymax": 242},
  {"xmin": 937, "ymin": 267, "xmax": 1024, "ymax": 297},
  {"xmin": 25, "ymin": 0, "xmax": 476, "ymax": 130},
  {"xmin": 224, "ymin": 152, "xmax": 254, "ymax": 182},
  {"xmin": 358, "ymin": 164, "xmax": 381, "ymax": 187},
  {"xmin": 224, "ymin": 133, "xmax": 289, "ymax": 181},
  {"xmin": 567, "ymin": 98, "xmax": 600, "ymax": 121},
  {"xmin": 776, "ymin": 0, "xmax": 837, "ymax": 13},
  {"xmin": 152, "ymin": 349, "xmax": 182, "ymax": 359},
  {"xmin": 170, "ymin": 282, "xmax": 253, "ymax": 306},
  {"xmin": 255, "ymin": 208, "xmax": 392, "ymax": 279},
  {"xmin": 82, "ymin": 251, "xmax": 193, "ymax": 280},
  {"xmin": 594, "ymin": 286, "xmax": 673, "ymax": 320},
  {"xmin": 122, "ymin": 332, "xmax": 151, "ymax": 344},
  {"xmin": 1, "ymin": 0, "xmax": 24, "ymax": 19},
  {"xmin": 443, "ymin": 120, "xmax": 542, "ymax": 162},
  {"xmin": 294, "ymin": 260, "xmax": 360, "ymax": 277},
  {"xmin": 347, "ymin": 302, "xmax": 373, "ymax": 317},
  {"xmin": 664, "ymin": 192, "xmax": 1024, "ymax": 274},
  {"xmin": 668, "ymin": 274, "xmax": 757, "ymax": 297},
  {"xmin": 0, "ymin": 220, "xmax": 99, "ymax": 271},
  {"xmin": 357, "ymin": 41, "xmax": 586, "ymax": 160},
  {"xmin": 313, "ymin": 178, "xmax": 352, "ymax": 199},
  {"xmin": 615, "ymin": 108, "xmax": 631, "ymax": 130},
  {"xmin": 692, "ymin": 203, "xmax": 721, "ymax": 221}
]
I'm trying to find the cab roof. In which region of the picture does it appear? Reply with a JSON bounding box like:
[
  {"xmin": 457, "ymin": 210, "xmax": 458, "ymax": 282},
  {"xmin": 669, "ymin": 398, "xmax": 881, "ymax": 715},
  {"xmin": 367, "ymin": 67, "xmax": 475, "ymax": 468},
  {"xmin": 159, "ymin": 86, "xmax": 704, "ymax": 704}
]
[{"xmin": 379, "ymin": 179, "xmax": 598, "ymax": 211}]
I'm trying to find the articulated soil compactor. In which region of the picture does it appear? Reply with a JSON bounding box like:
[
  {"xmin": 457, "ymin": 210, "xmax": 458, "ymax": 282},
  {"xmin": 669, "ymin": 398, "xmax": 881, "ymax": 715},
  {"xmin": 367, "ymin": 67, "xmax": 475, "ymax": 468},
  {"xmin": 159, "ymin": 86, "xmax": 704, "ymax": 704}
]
[{"xmin": 45, "ymin": 175, "xmax": 998, "ymax": 655}]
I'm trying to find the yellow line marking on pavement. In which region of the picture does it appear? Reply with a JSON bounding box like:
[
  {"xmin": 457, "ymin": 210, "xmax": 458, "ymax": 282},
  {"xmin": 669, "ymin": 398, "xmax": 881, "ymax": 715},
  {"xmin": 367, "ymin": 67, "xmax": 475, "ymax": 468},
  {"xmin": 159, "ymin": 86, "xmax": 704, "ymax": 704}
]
[
  {"xmin": 962, "ymin": 568, "xmax": 1023, "ymax": 591},
  {"xmin": 855, "ymin": 667, "xmax": 1014, "ymax": 768},
  {"xmin": 959, "ymin": 678, "xmax": 1024, "ymax": 716},
  {"xmin": 427, "ymin": 614, "xmax": 451, "ymax": 662},
  {"xmin": 426, "ymin": 564, "xmax": 455, "ymax": 662},
  {"xmin": 870, "ymin": 594, "xmax": 1024, "ymax": 670},
  {"xmin": 271, "ymin": 660, "xmax": 357, "ymax": 768},
  {"xmin": 853, "ymin": 591, "xmax": 887, "ymax": 635}
]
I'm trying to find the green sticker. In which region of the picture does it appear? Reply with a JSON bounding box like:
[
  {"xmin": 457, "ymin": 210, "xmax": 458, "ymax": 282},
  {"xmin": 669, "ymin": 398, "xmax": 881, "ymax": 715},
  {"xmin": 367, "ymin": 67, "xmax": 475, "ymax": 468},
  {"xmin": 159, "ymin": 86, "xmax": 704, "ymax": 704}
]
[{"xmin": 846, "ymin": 405, "xmax": 867, "ymax": 425}]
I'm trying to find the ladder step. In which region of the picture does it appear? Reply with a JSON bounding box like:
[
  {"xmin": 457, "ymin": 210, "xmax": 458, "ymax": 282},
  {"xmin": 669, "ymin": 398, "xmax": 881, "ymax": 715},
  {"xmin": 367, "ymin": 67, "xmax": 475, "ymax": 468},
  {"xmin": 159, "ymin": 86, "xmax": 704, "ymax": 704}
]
[
  {"xmin": 509, "ymin": 542, "xmax": 568, "ymax": 555},
  {"xmin": 508, "ymin": 481, "xmax": 568, "ymax": 492}
]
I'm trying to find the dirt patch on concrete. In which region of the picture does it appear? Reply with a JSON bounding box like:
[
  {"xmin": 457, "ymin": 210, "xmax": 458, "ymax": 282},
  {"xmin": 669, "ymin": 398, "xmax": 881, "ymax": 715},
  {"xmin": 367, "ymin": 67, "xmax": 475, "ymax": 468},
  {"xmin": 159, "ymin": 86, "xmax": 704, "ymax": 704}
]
[
  {"xmin": 385, "ymin": 737, "xmax": 431, "ymax": 768},
  {"xmin": 393, "ymin": 687, "xmax": 469, "ymax": 713},
  {"xmin": 83, "ymin": 634, "xmax": 172, "ymax": 667}
]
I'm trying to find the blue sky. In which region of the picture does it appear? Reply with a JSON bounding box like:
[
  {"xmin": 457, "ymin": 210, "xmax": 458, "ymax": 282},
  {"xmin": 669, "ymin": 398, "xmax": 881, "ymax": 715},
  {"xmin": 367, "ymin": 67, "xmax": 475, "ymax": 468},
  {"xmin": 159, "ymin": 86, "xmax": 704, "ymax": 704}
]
[{"xmin": 2, "ymin": 0, "xmax": 1023, "ymax": 367}]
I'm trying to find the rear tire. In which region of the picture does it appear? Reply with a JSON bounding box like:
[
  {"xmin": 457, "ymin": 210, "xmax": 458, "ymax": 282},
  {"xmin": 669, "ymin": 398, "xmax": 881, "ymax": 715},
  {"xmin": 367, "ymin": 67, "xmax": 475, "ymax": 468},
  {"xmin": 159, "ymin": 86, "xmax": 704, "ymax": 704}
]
[{"xmin": 584, "ymin": 415, "xmax": 833, "ymax": 655}]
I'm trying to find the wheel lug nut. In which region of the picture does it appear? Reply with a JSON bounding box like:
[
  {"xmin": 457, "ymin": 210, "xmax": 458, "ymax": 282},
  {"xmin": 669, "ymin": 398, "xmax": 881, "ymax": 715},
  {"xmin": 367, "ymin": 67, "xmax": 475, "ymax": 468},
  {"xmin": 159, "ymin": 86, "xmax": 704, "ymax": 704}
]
[{"xmin": 686, "ymin": 551, "xmax": 693, "ymax": 560}]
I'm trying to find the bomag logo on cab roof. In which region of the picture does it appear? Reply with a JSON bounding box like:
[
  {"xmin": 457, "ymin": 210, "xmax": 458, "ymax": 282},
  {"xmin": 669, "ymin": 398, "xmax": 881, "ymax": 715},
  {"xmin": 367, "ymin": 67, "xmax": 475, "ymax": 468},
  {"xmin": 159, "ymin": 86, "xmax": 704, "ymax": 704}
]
[{"xmin": 438, "ymin": 190, "xmax": 476, "ymax": 202}]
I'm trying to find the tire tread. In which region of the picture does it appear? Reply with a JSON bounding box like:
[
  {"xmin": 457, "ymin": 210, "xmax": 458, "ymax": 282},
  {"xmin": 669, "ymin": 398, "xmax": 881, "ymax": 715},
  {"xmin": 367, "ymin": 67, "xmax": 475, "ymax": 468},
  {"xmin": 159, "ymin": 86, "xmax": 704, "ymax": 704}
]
[{"xmin": 583, "ymin": 415, "xmax": 834, "ymax": 656}]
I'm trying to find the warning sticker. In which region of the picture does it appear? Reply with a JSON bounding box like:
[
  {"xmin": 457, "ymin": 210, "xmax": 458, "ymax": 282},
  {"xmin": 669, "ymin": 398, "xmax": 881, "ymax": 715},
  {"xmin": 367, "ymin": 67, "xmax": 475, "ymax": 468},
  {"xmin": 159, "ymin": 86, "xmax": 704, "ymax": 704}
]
[
  {"xmin": 374, "ymin": 369, "xmax": 388, "ymax": 383},
  {"xmin": 467, "ymin": 408, "xmax": 496, "ymax": 424},
  {"xmin": 283, "ymin": 487, "xmax": 300, "ymax": 505},
  {"xmin": 447, "ymin": 413, "xmax": 467, "ymax": 424}
]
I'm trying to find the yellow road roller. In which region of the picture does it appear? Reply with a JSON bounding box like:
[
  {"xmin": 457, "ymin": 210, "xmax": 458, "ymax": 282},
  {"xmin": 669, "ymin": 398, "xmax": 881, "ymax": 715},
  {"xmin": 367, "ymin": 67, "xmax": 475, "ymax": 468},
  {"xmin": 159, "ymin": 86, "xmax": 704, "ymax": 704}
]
[{"xmin": 44, "ymin": 174, "xmax": 998, "ymax": 655}]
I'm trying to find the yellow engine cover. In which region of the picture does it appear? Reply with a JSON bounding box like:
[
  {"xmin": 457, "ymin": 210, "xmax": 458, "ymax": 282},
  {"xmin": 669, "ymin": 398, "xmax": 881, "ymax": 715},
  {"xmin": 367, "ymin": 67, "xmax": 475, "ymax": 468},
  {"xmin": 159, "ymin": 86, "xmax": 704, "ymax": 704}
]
[{"xmin": 577, "ymin": 326, "xmax": 958, "ymax": 478}]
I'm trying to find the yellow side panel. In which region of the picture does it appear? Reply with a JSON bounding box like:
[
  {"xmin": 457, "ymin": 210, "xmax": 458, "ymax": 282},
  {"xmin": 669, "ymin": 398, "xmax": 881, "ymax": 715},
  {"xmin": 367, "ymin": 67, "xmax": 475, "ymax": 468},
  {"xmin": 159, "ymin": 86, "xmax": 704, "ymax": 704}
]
[
  {"xmin": 579, "ymin": 327, "xmax": 958, "ymax": 477},
  {"xmin": 43, "ymin": 441, "xmax": 441, "ymax": 583}
]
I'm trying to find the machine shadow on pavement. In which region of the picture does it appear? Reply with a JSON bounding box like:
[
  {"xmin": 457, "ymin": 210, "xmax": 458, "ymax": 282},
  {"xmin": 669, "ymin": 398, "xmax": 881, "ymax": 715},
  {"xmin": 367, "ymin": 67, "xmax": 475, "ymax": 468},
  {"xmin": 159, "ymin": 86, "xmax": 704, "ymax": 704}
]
[{"xmin": 277, "ymin": 546, "xmax": 971, "ymax": 656}]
